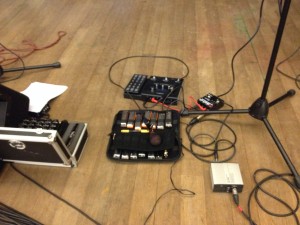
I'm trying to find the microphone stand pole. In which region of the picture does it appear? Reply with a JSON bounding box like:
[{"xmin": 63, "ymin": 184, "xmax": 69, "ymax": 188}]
[{"xmin": 181, "ymin": 0, "xmax": 300, "ymax": 188}]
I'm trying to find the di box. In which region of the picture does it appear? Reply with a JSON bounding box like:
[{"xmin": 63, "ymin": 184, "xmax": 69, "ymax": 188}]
[{"xmin": 0, "ymin": 123, "xmax": 88, "ymax": 167}]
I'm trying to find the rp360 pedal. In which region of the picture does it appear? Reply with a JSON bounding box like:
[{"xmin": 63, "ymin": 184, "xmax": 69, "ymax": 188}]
[{"xmin": 124, "ymin": 74, "xmax": 183, "ymax": 105}]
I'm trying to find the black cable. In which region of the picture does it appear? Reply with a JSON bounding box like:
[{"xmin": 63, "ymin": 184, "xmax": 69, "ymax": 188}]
[
  {"xmin": 143, "ymin": 152, "xmax": 195, "ymax": 225},
  {"xmin": 0, "ymin": 43, "xmax": 25, "ymax": 83},
  {"xmin": 218, "ymin": 0, "xmax": 265, "ymax": 98},
  {"xmin": 183, "ymin": 103, "xmax": 237, "ymax": 163},
  {"xmin": 276, "ymin": 46, "xmax": 300, "ymax": 90},
  {"xmin": 248, "ymin": 169, "xmax": 300, "ymax": 225},
  {"xmin": 231, "ymin": 188, "xmax": 258, "ymax": 225},
  {"xmin": 10, "ymin": 163, "xmax": 102, "ymax": 225},
  {"xmin": 232, "ymin": 168, "xmax": 300, "ymax": 225}
]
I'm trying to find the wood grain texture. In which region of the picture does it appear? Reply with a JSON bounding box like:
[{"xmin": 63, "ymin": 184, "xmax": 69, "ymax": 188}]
[{"xmin": 0, "ymin": 0, "xmax": 300, "ymax": 224}]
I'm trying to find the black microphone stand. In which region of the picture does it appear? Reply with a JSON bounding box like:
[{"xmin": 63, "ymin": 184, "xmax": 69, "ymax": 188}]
[
  {"xmin": 181, "ymin": 0, "xmax": 300, "ymax": 188},
  {"xmin": 0, "ymin": 62, "xmax": 61, "ymax": 77}
]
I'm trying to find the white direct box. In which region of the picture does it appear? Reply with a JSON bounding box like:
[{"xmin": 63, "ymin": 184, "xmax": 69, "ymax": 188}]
[{"xmin": 210, "ymin": 163, "xmax": 244, "ymax": 193}]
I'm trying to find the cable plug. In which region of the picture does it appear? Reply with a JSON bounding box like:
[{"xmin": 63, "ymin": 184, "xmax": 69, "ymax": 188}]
[
  {"xmin": 188, "ymin": 115, "xmax": 204, "ymax": 125},
  {"xmin": 180, "ymin": 108, "xmax": 190, "ymax": 116},
  {"xmin": 214, "ymin": 142, "xmax": 219, "ymax": 162},
  {"xmin": 232, "ymin": 187, "xmax": 239, "ymax": 206}
]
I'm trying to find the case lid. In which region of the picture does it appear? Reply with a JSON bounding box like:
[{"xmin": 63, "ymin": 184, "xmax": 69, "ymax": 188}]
[
  {"xmin": 0, "ymin": 127, "xmax": 71, "ymax": 165},
  {"xmin": 0, "ymin": 84, "xmax": 29, "ymax": 127}
]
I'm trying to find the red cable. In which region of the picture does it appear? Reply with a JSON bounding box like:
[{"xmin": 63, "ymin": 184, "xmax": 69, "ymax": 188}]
[
  {"xmin": 237, "ymin": 205, "xmax": 243, "ymax": 212},
  {"xmin": 150, "ymin": 98, "xmax": 180, "ymax": 112},
  {"xmin": 188, "ymin": 96, "xmax": 206, "ymax": 111},
  {"xmin": 0, "ymin": 31, "xmax": 67, "ymax": 65}
]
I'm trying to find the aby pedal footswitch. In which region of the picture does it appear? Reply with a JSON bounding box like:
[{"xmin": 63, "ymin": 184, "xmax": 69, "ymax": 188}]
[
  {"xmin": 124, "ymin": 74, "xmax": 183, "ymax": 105},
  {"xmin": 107, "ymin": 110, "xmax": 181, "ymax": 162}
]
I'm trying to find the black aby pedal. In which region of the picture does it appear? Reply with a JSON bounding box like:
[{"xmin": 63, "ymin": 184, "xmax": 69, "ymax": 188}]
[{"xmin": 197, "ymin": 93, "xmax": 224, "ymax": 110}]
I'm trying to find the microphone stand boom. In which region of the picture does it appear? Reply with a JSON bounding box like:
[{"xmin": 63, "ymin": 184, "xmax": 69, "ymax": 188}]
[
  {"xmin": 181, "ymin": 0, "xmax": 300, "ymax": 188},
  {"xmin": 0, "ymin": 62, "xmax": 61, "ymax": 77}
]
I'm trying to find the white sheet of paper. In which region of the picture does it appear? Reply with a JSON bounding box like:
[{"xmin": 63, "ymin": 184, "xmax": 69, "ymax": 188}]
[{"xmin": 21, "ymin": 82, "xmax": 68, "ymax": 113}]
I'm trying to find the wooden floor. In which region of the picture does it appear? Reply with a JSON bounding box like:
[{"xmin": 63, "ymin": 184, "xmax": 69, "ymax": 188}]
[{"xmin": 1, "ymin": 0, "xmax": 300, "ymax": 224}]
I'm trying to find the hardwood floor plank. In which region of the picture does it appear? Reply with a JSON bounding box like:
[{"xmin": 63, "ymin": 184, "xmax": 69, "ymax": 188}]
[{"xmin": 0, "ymin": 0, "xmax": 299, "ymax": 224}]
